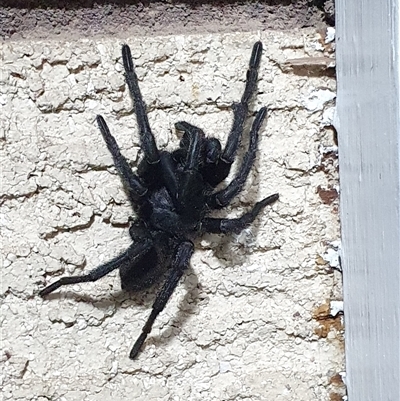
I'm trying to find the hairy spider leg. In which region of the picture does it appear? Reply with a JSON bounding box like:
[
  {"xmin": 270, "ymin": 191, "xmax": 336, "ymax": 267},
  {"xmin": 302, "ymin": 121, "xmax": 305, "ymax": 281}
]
[
  {"xmin": 158, "ymin": 135, "xmax": 202, "ymax": 204},
  {"xmin": 241, "ymin": 40, "xmax": 263, "ymax": 104},
  {"xmin": 207, "ymin": 107, "xmax": 267, "ymax": 209},
  {"xmin": 96, "ymin": 116, "xmax": 148, "ymax": 204},
  {"xmin": 173, "ymin": 121, "xmax": 218, "ymax": 167},
  {"xmin": 178, "ymin": 125, "xmax": 203, "ymax": 200},
  {"xmin": 156, "ymin": 122, "xmax": 204, "ymax": 203},
  {"xmin": 122, "ymin": 44, "xmax": 160, "ymax": 165},
  {"xmin": 175, "ymin": 120, "xmax": 222, "ymax": 165},
  {"xmin": 159, "ymin": 125, "xmax": 204, "ymax": 214},
  {"xmin": 39, "ymin": 240, "xmax": 152, "ymax": 297},
  {"xmin": 224, "ymin": 41, "xmax": 263, "ymax": 159},
  {"xmin": 174, "ymin": 121, "xmax": 228, "ymax": 192},
  {"xmin": 129, "ymin": 241, "xmax": 194, "ymax": 359},
  {"xmin": 201, "ymin": 193, "xmax": 279, "ymax": 235},
  {"xmin": 204, "ymin": 137, "xmax": 222, "ymax": 164},
  {"xmin": 207, "ymin": 41, "xmax": 264, "ymax": 186},
  {"xmin": 159, "ymin": 152, "xmax": 179, "ymax": 200}
]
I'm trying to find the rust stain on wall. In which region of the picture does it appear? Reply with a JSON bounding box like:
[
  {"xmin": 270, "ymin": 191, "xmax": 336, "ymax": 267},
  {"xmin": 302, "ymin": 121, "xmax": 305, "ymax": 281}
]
[{"xmin": 313, "ymin": 301, "xmax": 343, "ymax": 338}]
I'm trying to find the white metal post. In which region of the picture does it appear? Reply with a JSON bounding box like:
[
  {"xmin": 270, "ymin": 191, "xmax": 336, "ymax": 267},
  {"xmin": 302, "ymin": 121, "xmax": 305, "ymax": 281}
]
[{"xmin": 336, "ymin": 1, "xmax": 400, "ymax": 400}]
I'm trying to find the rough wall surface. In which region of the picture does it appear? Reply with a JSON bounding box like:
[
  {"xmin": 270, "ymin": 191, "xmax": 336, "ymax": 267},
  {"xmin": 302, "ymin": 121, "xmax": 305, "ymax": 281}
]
[
  {"xmin": 0, "ymin": 0, "xmax": 335, "ymax": 40},
  {"xmin": 1, "ymin": 31, "xmax": 343, "ymax": 400}
]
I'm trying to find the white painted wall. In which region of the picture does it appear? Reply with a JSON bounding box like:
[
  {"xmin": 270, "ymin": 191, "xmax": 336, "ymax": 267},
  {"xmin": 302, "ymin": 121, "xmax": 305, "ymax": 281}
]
[
  {"xmin": 2, "ymin": 31, "xmax": 343, "ymax": 400},
  {"xmin": 336, "ymin": 1, "xmax": 400, "ymax": 400}
]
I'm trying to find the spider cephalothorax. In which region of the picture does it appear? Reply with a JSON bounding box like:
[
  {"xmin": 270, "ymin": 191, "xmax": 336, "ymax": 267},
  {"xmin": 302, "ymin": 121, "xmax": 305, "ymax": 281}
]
[{"xmin": 39, "ymin": 41, "xmax": 279, "ymax": 359}]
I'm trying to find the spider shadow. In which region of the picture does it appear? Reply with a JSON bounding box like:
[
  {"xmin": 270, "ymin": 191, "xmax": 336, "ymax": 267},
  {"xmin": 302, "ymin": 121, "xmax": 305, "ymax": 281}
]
[
  {"xmin": 201, "ymin": 230, "xmax": 260, "ymax": 268},
  {"xmin": 44, "ymin": 264, "xmax": 201, "ymax": 352}
]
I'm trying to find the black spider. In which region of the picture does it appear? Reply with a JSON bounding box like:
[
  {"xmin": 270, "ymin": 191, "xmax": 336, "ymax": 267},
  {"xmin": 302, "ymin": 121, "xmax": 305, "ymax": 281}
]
[{"xmin": 39, "ymin": 41, "xmax": 279, "ymax": 359}]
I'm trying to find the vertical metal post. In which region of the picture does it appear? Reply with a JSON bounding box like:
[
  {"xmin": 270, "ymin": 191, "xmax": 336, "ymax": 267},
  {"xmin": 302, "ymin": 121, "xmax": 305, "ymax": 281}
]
[{"xmin": 336, "ymin": 1, "xmax": 400, "ymax": 400}]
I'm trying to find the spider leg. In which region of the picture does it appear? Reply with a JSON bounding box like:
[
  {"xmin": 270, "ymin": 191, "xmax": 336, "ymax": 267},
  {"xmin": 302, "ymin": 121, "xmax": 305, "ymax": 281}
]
[
  {"xmin": 241, "ymin": 41, "xmax": 263, "ymax": 104},
  {"xmin": 173, "ymin": 122, "xmax": 207, "ymax": 158},
  {"xmin": 185, "ymin": 130, "xmax": 202, "ymax": 168},
  {"xmin": 177, "ymin": 126, "xmax": 209, "ymax": 225},
  {"xmin": 122, "ymin": 44, "xmax": 160, "ymax": 165},
  {"xmin": 160, "ymin": 124, "xmax": 203, "ymax": 211},
  {"xmin": 211, "ymin": 42, "xmax": 264, "ymax": 185},
  {"xmin": 159, "ymin": 151, "xmax": 179, "ymax": 200},
  {"xmin": 175, "ymin": 120, "xmax": 221, "ymax": 164},
  {"xmin": 39, "ymin": 240, "xmax": 152, "ymax": 296},
  {"xmin": 207, "ymin": 107, "xmax": 267, "ymax": 209},
  {"xmin": 129, "ymin": 241, "xmax": 194, "ymax": 359},
  {"xmin": 204, "ymin": 137, "xmax": 222, "ymax": 164},
  {"xmin": 201, "ymin": 193, "xmax": 278, "ymax": 235},
  {"xmin": 97, "ymin": 115, "xmax": 148, "ymax": 203}
]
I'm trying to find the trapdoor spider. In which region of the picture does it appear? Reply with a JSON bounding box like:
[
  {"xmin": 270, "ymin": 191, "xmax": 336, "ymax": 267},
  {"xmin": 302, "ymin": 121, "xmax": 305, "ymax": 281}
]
[{"xmin": 39, "ymin": 41, "xmax": 279, "ymax": 359}]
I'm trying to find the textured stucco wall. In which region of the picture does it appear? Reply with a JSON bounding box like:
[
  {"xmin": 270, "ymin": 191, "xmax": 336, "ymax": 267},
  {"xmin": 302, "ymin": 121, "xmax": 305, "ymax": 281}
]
[
  {"xmin": 1, "ymin": 31, "xmax": 343, "ymax": 400},
  {"xmin": 0, "ymin": 1, "xmax": 335, "ymax": 40}
]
